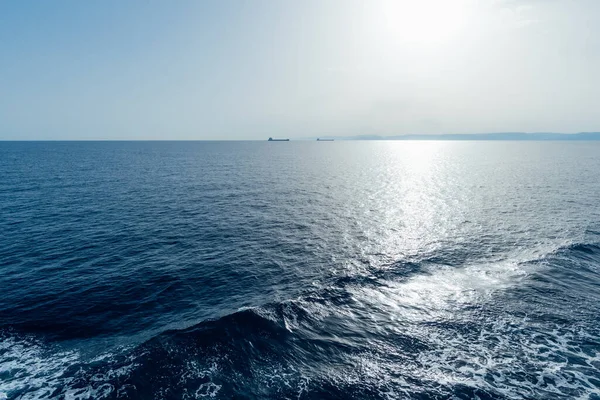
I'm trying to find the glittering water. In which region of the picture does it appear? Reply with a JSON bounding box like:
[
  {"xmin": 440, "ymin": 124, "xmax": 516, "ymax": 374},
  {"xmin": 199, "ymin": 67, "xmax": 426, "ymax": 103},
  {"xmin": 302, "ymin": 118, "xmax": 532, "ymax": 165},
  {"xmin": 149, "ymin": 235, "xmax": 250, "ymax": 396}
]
[{"xmin": 1, "ymin": 141, "xmax": 599, "ymax": 399}]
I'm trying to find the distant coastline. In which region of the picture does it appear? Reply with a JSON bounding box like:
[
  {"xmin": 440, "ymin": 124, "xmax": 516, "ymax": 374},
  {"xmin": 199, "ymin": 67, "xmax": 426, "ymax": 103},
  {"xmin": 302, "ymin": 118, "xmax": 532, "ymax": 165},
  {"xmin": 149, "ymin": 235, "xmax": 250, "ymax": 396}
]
[{"xmin": 312, "ymin": 132, "xmax": 600, "ymax": 141}]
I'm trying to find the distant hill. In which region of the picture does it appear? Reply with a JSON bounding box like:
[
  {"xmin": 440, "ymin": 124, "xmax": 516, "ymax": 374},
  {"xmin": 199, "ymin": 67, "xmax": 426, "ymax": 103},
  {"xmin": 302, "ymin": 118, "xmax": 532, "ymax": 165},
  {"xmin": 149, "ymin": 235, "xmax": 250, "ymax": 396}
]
[{"xmin": 329, "ymin": 132, "xmax": 600, "ymax": 141}]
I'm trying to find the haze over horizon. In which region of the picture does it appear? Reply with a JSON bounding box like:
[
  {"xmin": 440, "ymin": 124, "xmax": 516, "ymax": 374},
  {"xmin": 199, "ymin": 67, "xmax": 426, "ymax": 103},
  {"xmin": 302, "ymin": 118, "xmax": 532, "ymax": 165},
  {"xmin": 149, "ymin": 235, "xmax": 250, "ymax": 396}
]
[{"xmin": 1, "ymin": 0, "xmax": 599, "ymax": 140}]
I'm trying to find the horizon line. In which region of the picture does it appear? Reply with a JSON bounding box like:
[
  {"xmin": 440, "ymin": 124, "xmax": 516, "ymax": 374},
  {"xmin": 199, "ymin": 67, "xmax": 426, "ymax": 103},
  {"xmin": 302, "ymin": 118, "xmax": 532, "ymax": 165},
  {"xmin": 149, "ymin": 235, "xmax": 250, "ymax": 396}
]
[{"xmin": 2, "ymin": 132, "xmax": 600, "ymax": 142}]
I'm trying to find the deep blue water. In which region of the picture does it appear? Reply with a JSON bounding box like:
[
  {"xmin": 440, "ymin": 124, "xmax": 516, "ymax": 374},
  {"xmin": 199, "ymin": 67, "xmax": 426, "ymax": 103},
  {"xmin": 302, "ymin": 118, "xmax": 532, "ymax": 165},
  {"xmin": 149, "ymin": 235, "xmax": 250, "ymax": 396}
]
[{"xmin": 1, "ymin": 141, "xmax": 600, "ymax": 399}]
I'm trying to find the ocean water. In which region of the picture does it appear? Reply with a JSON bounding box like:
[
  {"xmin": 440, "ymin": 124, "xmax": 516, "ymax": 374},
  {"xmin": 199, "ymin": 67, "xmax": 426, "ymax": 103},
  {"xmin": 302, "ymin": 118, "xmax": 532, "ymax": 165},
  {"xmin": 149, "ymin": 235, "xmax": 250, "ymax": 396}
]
[{"xmin": 1, "ymin": 141, "xmax": 600, "ymax": 399}]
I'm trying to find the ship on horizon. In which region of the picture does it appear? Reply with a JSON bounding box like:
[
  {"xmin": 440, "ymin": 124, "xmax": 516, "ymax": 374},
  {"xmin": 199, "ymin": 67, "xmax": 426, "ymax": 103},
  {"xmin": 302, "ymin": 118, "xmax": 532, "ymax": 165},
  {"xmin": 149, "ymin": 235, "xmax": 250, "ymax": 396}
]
[
  {"xmin": 268, "ymin": 137, "xmax": 289, "ymax": 141},
  {"xmin": 317, "ymin": 138, "xmax": 334, "ymax": 141}
]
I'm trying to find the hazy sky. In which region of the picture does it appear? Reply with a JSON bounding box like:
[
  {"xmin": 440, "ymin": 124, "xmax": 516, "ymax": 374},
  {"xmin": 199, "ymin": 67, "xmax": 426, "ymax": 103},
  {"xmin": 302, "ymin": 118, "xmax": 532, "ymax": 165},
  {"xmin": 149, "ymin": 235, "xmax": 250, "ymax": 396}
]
[{"xmin": 1, "ymin": 0, "xmax": 599, "ymax": 140}]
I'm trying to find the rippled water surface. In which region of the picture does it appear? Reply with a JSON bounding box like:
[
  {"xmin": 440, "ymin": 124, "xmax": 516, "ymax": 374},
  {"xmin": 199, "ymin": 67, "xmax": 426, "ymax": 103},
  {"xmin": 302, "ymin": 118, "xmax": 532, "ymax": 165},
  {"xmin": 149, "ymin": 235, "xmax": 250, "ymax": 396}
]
[{"xmin": 1, "ymin": 141, "xmax": 600, "ymax": 399}]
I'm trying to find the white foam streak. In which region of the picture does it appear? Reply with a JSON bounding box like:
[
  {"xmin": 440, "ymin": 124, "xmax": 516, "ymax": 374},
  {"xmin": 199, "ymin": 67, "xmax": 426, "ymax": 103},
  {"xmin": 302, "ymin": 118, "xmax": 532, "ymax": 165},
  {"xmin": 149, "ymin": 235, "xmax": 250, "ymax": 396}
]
[
  {"xmin": 0, "ymin": 335, "xmax": 138, "ymax": 400},
  {"xmin": 0, "ymin": 335, "xmax": 79, "ymax": 399},
  {"xmin": 416, "ymin": 323, "xmax": 600, "ymax": 399},
  {"xmin": 352, "ymin": 257, "xmax": 533, "ymax": 323}
]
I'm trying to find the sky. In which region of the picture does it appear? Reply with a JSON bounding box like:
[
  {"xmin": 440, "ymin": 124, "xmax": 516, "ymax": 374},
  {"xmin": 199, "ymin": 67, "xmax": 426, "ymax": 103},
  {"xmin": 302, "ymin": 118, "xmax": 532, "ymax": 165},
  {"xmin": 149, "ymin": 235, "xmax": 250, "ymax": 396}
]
[{"xmin": 1, "ymin": 0, "xmax": 599, "ymax": 140}]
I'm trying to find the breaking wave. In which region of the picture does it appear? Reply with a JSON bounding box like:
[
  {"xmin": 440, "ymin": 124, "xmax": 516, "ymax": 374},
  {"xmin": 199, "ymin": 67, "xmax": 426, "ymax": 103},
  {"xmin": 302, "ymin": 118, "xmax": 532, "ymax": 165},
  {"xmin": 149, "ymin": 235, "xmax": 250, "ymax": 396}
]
[{"xmin": 3, "ymin": 239, "xmax": 600, "ymax": 399}]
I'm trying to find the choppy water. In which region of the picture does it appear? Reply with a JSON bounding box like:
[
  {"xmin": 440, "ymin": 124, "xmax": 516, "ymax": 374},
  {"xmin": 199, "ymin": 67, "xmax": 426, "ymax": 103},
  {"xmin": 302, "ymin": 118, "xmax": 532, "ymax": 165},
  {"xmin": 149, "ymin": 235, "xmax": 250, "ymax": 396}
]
[{"xmin": 1, "ymin": 141, "xmax": 600, "ymax": 399}]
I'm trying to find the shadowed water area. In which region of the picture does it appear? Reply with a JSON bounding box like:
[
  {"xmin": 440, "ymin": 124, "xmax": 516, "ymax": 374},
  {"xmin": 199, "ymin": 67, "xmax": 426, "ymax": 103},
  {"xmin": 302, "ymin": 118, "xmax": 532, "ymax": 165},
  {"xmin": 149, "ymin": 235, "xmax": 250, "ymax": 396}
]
[{"xmin": 1, "ymin": 141, "xmax": 600, "ymax": 399}]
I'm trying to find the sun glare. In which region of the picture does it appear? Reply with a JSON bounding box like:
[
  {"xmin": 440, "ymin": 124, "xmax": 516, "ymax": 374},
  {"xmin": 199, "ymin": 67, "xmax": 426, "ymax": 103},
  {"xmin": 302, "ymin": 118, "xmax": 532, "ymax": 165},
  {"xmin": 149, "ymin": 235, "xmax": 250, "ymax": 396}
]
[{"xmin": 377, "ymin": 0, "xmax": 469, "ymax": 46}]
